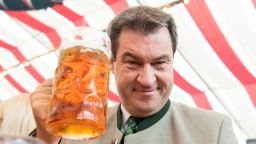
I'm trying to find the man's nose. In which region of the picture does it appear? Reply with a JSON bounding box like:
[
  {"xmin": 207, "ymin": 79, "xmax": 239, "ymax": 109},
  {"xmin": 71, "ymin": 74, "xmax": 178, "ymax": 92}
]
[{"xmin": 136, "ymin": 64, "xmax": 156, "ymax": 87}]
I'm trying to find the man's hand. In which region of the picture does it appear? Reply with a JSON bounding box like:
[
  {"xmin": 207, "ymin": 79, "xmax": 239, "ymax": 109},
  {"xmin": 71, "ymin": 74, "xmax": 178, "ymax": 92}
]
[{"xmin": 30, "ymin": 79, "xmax": 60, "ymax": 144}]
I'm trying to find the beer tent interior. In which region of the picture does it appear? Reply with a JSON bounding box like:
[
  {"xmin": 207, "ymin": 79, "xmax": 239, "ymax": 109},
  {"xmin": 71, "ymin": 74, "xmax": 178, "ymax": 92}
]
[{"xmin": 0, "ymin": 0, "xmax": 255, "ymax": 143}]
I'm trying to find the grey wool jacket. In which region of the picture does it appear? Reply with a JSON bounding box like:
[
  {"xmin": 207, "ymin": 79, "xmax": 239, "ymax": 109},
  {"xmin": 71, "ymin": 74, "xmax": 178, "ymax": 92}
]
[{"xmin": 61, "ymin": 101, "xmax": 238, "ymax": 144}]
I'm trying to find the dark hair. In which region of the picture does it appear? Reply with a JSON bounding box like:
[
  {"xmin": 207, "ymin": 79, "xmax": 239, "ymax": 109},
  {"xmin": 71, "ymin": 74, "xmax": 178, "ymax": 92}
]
[{"xmin": 107, "ymin": 6, "xmax": 178, "ymax": 60}]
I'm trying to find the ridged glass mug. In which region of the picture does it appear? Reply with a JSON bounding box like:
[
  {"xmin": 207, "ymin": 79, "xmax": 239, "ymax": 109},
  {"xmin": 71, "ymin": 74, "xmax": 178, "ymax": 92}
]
[{"xmin": 46, "ymin": 27, "xmax": 111, "ymax": 140}]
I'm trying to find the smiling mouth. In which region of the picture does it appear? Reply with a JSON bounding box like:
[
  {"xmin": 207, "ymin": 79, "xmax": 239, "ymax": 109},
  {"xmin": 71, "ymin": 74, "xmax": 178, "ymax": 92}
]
[
  {"xmin": 133, "ymin": 88, "xmax": 153, "ymax": 92},
  {"xmin": 133, "ymin": 87, "xmax": 160, "ymax": 92},
  {"xmin": 133, "ymin": 90, "xmax": 156, "ymax": 98},
  {"xmin": 136, "ymin": 90, "xmax": 154, "ymax": 92}
]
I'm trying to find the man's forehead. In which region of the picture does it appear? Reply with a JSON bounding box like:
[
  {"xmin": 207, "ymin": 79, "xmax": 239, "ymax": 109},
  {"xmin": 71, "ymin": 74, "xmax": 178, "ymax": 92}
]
[{"xmin": 116, "ymin": 27, "xmax": 173, "ymax": 59}]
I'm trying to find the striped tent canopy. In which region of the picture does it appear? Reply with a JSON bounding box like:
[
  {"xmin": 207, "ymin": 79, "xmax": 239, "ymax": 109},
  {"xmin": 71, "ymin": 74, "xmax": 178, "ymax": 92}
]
[{"xmin": 0, "ymin": 0, "xmax": 255, "ymax": 143}]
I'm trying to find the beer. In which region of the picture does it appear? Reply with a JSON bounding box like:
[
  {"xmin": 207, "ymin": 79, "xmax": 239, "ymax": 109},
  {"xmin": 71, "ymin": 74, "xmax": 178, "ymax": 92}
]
[{"xmin": 46, "ymin": 46, "xmax": 110, "ymax": 140}]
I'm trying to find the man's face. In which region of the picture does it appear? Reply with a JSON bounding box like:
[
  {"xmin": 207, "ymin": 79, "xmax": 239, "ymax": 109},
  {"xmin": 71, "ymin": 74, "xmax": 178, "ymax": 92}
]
[{"xmin": 112, "ymin": 27, "xmax": 174, "ymax": 118}]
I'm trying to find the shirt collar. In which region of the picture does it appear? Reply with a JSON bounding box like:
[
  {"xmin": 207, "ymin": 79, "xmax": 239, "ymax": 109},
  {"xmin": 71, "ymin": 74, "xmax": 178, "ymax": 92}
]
[
  {"xmin": 117, "ymin": 100, "xmax": 171, "ymax": 133},
  {"xmin": 120, "ymin": 104, "xmax": 131, "ymax": 132}
]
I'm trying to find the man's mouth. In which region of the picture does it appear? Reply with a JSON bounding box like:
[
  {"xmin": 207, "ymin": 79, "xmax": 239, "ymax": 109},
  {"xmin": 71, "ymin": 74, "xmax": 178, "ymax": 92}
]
[
  {"xmin": 133, "ymin": 87, "xmax": 160, "ymax": 95},
  {"xmin": 133, "ymin": 88, "xmax": 153, "ymax": 92},
  {"xmin": 133, "ymin": 87, "xmax": 160, "ymax": 92}
]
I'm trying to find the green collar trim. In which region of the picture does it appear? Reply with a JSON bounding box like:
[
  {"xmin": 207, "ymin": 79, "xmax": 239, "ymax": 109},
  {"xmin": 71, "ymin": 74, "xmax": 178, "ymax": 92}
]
[
  {"xmin": 117, "ymin": 100, "xmax": 171, "ymax": 132},
  {"xmin": 136, "ymin": 100, "xmax": 170, "ymax": 132},
  {"xmin": 117, "ymin": 104, "xmax": 122, "ymax": 129}
]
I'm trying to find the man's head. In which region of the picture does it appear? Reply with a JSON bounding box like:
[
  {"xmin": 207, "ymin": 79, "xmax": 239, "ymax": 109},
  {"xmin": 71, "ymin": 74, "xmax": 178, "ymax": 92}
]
[
  {"xmin": 108, "ymin": 6, "xmax": 177, "ymax": 60},
  {"xmin": 108, "ymin": 6, "xmax": 177, "ymax": 118}
]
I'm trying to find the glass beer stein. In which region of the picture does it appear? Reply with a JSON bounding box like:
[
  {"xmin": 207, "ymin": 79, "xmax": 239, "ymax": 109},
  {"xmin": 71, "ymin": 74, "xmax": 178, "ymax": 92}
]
[{"xmin": 46, "ymin": 27, "xmax": 111, "ymax": 140}]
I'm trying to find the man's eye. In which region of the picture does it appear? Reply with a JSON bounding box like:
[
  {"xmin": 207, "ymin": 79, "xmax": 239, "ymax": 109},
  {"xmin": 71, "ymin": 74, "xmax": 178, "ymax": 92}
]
[
  {"xmin": 154, "ymin": 61, "xmax": 166, "ymax": 65},
  {"xmin": 152, "ymin": 61, "xmax": 169, "ymax": 69},
  {"xmin": 126, "ymin": 61, "xmax": 140, "ymax": 67},
  {"xmin": 127, "ymin": 61, "xmax": 138, "ymax": 65}
]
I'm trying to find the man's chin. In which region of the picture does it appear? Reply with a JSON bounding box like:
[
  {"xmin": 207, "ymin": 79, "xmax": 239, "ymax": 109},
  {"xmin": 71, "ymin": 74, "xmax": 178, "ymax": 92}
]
[{"xmin": 132, "ymin": 104, "xmax": 157, "ymax": 117}]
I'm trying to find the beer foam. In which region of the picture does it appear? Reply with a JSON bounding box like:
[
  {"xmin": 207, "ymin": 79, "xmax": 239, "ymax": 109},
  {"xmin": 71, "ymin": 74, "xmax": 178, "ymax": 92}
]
[{"xmin": 60, "ymin": 40, "xmax": 111, "ymax": 59}]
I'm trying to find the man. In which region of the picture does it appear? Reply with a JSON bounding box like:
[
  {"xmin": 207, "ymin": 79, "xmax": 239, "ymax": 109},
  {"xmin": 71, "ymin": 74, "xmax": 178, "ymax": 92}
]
[{"xmin": 30, "ymin": 6, "xmax": 238, "ymax": 144}]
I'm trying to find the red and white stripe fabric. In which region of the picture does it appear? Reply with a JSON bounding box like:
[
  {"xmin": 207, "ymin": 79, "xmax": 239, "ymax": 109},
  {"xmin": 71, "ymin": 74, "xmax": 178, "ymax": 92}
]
[{"xmin": 0, "ymin": 0, "xmax": 255, "ymax": 142}]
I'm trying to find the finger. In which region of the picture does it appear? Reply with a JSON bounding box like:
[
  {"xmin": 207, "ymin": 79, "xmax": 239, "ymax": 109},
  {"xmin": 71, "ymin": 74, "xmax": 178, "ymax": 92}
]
[
  {"xmin": 29, "ymin": 93, "xmax": 52, "ymax": 127},
  {"xmin": 41, "ymin": 78, "xmax": 53, "ymax": 87},
  {"xmin": 30, "ymin": 89, "xmax": 52, "ymax": 102},
  {"xmin": 34, "ymin": 87, "xmax": 53, "ymax": 95},
  {"xmin": 30, "ymin": 94, "xmax": 51, "ymax": 109}
]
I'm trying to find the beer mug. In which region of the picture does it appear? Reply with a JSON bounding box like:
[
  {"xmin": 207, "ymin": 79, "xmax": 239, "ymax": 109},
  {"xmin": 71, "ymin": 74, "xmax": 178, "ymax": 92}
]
[{"xmin": 46, "ymin": 27, "xmax": 111, "ymax": 140}]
